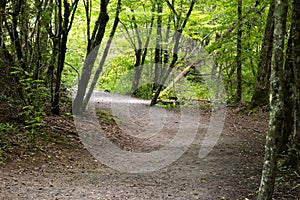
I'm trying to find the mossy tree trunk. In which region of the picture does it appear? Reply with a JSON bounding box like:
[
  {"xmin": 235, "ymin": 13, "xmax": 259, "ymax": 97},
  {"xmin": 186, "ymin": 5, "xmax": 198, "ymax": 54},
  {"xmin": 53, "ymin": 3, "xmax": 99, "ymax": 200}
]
[{"xmin": 257, "ymin": 0, "xmax": 288, "ymax": 199}]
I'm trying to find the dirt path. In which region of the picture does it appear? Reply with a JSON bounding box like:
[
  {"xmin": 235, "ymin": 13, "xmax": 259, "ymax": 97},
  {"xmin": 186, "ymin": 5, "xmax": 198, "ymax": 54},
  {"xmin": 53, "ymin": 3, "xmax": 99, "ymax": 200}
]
[{"xmin": 0, "ymin": 93, "xmax": 298, "ymax": 199}]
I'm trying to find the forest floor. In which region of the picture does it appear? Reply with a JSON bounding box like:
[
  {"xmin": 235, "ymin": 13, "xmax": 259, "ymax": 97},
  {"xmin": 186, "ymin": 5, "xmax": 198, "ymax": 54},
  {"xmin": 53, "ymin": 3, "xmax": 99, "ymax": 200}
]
[{"xmin": 0, "ymin": 94, "xmax": 299, "ymax": 199}]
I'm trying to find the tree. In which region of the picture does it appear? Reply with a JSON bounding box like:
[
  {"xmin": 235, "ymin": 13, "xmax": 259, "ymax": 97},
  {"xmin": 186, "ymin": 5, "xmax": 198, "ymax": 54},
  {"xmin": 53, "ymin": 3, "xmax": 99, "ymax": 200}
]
[
  {"xmin": 203, "ymin": 0, "xmax": 266, "ymax": 102},
  {"xmin": 73, "ymin": 0, "xmax": 122, "ymax": 113},
  {"xmin": 250, "ymin": 0, "xmax": 274, "ymax": 108},
  {"xmin": 50, "ymin": 0, "xmax": 80, "ymax": 115},
  {"xmin": 150, "ymin": 0, "xmax": 196, "ymax": 106},
  {"xmin": 281, "ymin": 27, "xmax": 294, "ymax": 153},
  {"xmin": 123, "ymin": 3, "xmax": 156, "ymax": 94},
  {"xmin": 0, "ymin": 0, "xmax": 54, "ymax": 113},
  {"xmin": 287, "ymin": 0, "xmax": 300, "ymax": 167},
  {"xmin": 0, "ymin": 0, "xmax": 83, "ymax": 137},
  {"xmin": 257, "ymin": 0, "xmax": 288, "ymax": 198},
  {"xmin": 73, "ymin": 0, "xmax": 110, "ymax": 114},
  {"xmin": 236, "ymin": 0, "xmax": 243, "ymax": 102},
  {"xmin": 153, "ymin": 0, "xmax": 164, "ymax": 90}
]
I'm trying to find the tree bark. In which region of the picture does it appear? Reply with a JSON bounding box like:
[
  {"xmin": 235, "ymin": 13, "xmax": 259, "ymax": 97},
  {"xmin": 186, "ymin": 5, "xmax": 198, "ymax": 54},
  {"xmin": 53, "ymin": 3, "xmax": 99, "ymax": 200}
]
[
  {"xmin": 129, "ymin": 12, "xmax": 143, "ymax": 94},
  {"xmin": 51, "ymin": 0, "xmax": 69, "ymax": 114},
  {"xmin": 236, "ymin": 0, "xmax": 243, "ymax": 103},
  {"xmin": 257, "ymin": 0, "xmax": 288, "ymax": 199},
  {"xmin": 292, "ymin": 0, "xmax": 300, "ymax": 159},
  {"xmin": 281, "ymin": 31, "xmax": 294, "ymax": 153},
  {"xmin": 81, "ymin": 0, "xmax": 122, "ymax": 109},
  {"xmin": 250, "ymin": 0, "xmax": 274, "ymax": 109},
  {"xmin": 52, "ymin": 0, "xmax": 79, "ymax": 115},
  {"xmin": 89, "ymin": 0, "xmax": 110, "ymax": 52},
  {"xmin": 153, "ymin": 0, "xmax": 163, "ymax": 90},
  {"xmin": 73, "ymin": 0, "xmax": 109, "ymax": 114}
]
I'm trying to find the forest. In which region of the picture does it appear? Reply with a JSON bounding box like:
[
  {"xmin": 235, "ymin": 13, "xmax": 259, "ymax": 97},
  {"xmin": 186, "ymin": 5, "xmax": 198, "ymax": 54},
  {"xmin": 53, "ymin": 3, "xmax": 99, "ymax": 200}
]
[{"xmin": 0, "ymin": 0, "xmax": 299, "ymax": 199}]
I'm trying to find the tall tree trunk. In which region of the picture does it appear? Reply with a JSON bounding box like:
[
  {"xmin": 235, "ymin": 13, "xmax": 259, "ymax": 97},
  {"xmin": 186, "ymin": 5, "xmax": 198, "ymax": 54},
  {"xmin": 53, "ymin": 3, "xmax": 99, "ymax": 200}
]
[
  {"xmin": 129, "ymin": 8, "xmax": 155, "ymax": 95},
  {"xmin": 131, "ymin": 5, "xmax": 155, "ymax": 95},
  {"xmin": 281, "ymin": 31, "xmax": 294, "ymax": 153},
  {"xmin": 81, "ymin": 0, "xmax": 121, "ymax": 109},
  {"xmin": 131, "ymin": 30, "xmax": 155, "ymax": 95},
  {"xmin": 257, "ymin": 0, "xmax": 288, "ymax": 199},
  {"xmin": 129, "ymin": 12, "xmax": 143, "ymax": 94},
  {"xmin": 250, "ymin": 0, "xmax": 275, "ymax": 109},
  {"xmin": 52, "ymin": 0, "xmax": 79, "ymax": 114},
  {"xmin": 0, "ymin": 0, "xmax": 12, "ymax": 65},
  {"xmin": 51, "ymin": 0, "xmax": 69, "ymax": 114},
  {"xmin": 236, "ymin": 0, "xmax": 243, "ymax": 103},
  {"xmin": 73, "ymin": 0, "xmax": 109, "ymax": 114},
  {"xmin": 150, "ymin": 0, "xmax": 195, "ymax": 106},
  {"xmin": 153, "ymin": 0, "xmax": 163, "ymax": 90},
  {"xmin": 291, "ymin": 0, "xmax": 300, "ymax": 166},
  {"xmin": 130, "ymin": 48, "xmax": 143, "ymax": 94},
  {"xmin": 89, "ymin": 0, "xmax": 110, "ymax": 53}
]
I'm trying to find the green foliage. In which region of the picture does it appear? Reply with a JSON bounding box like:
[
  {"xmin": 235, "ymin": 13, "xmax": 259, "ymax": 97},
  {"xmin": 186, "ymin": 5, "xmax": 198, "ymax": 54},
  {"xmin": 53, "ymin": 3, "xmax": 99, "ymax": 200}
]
[
  {"xmin": 98, "ymin": 55, "xmax": 135, "ymax": 92},
  {"xmin": 198, "ymin": 0, "xmax": 268, "ymax": 103},
  {"xmin": 157, "ymin": 101, "xmax": 180, "ymax": 108},
  {"xmin": 97, "ymin": 110, "xmax": 119, "ymax": 125},
  {"xmin": 64, "ymin": 29, "xmax": 86, "ymax": 88},
  {"xmin": 64, "ymin": 0, "xmax": 268, "ymax": 106},
  {"xmin": 276, "ymin": 153, "xmax": 300, "ymax": 193},
  {"xmin": 132, "ymin": 83, "xmax": 155, "ymax": 99},
  {"xmin": 63, "ymin": 0, "xmax": 101, "ymax": 88},
  {"xmin": 10, "ymin": 67, "xmax": 48, "ymax": 142},
  {"xmin": 0, "ymin": 95, "xmax": 21, "ymax": 105},
  {"xmin": 0, "ymin": 123, "xmax": 17, "ymax": 139},
  {"xmin": 0, "ymin": 123, "xmax": 18, "ymax": 162}
]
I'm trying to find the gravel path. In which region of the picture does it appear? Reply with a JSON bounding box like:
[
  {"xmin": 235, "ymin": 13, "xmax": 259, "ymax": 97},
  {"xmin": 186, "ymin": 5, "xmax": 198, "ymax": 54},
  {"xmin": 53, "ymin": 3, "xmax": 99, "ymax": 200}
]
[{"xmin": 0, "ymin": 92, "xmax": 276, "ymax": 199}]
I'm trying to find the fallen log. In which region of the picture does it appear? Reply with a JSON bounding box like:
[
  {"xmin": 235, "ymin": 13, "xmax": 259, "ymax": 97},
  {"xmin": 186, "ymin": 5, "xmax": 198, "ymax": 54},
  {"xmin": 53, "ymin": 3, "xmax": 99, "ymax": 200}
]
[{"xmin": 161, "ymin": 64, "xmax": 194, "ymax": 95}]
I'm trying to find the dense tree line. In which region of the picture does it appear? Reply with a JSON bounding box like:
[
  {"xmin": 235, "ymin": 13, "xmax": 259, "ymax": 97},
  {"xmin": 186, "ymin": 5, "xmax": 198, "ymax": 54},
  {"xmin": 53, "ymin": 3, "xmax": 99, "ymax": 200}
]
[{"xmin": 0, "ymin": 0, "xmax": 299, "ymax": 199}]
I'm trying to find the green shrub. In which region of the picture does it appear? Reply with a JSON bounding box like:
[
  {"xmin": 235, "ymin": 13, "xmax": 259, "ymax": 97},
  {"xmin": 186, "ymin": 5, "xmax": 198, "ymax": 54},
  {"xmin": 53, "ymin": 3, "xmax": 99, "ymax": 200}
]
[{"xmin": 11, "ymin": 67, "xmax": 48, "ymax": 142}]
